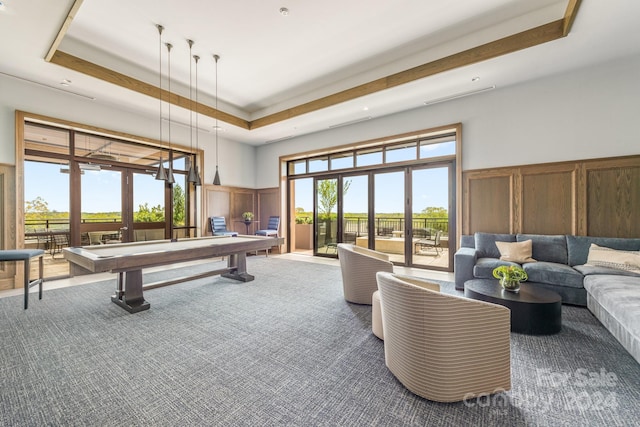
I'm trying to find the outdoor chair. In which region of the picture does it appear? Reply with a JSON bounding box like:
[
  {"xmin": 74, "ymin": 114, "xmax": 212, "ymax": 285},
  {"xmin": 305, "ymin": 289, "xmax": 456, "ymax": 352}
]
[
  {"xmin": 211, "ymin": 216, "xmax": 238, "ymax": 237},
  {"xmin": 414, "ymin": 229, "xmax": 443, "ymax": 255},
  {"xmin": 377, "ymin": 227, "xmax": 393, "ymax": 237},
  {"xmin": 337, "ymin": 243, "xmax": 393, "ymax": 305},
  {"xmin": 35, "ymin": 228, "xmax": 50, "ymax": 251},
  {"xmin": 50, "ymin": 231, "xmax": 70, "ymax": 258},
  {"xmin": 413, "ymin": 228, "xmax": 430, "ymax": 238},
  {"xmin": 375, "ymin": 272, "xmax": 511, "ymax": 402},
  {"xmin": 88, "ymin": 232, "xmax": 104, "ymax": 245}
]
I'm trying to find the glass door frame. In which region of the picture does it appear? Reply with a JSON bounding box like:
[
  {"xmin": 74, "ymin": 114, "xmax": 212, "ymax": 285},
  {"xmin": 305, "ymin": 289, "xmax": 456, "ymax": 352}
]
[
  {"xmin": 404, "ymin": 160, "xmax": 455, "ymax": 271},
  {"xmin": 304, "ymin": 161, "xmax": 455, "ymax": 271}
]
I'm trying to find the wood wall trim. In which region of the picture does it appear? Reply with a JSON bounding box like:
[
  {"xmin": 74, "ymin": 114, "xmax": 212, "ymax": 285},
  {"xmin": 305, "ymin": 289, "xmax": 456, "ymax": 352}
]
[
  {"xmin": 250, "ymin": 21, "xmax": 565, "ymax": 129},
  {"xmin": 45, "ymin": 0, "xmax": 84, "ymax": 61},
  {"xmin": 0, "ymin": 164, "xmax": 17, "ymax": 289},
  {"xmin": 48, "ymin": 51, "xmax": 251, "ymax": 130},
  {"xmin": 14, "ymin": 112, "xmax": 25, "ymax": 251},
  {"xmin": 47, "ymin": 3, "xmax": 581, "ymax": 131},
  {"xmin": 17, "ymin": 110, "xmax": 199, "ymax": 153},
  {"xmin": 563, "ymin": 0, "xmax": 583, "ymax": 36}
]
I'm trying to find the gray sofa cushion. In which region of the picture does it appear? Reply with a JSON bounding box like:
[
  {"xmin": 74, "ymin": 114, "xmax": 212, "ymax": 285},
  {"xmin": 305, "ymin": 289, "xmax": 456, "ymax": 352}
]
[
  {"xmin": 574, "ymin": 264, "xmax": 640, "ymax": 278},
  {"xmin": 583, "ymin": 275, "xmax": 640, "ymax": 345},
  {"xmin": 517, "ymin": 234, "xmax": 568, "ymax": 264},
  {"xmin": 460, "ymin": 235, "xmax": 475, "ymax": 249},
  {"xmin": 522, "ymin": 261, "xmax": 584, "ymax": 288},
  {"xmin": 474, "ymin": 232, "xmax": 516, "ymax": 258},
  {"xmin": 473, "ymin": 257, "xmax": 519, "ymax": 279},
  {"xmin": 566, "ymin": 235, "xmax": 640, "ymax": 266}
]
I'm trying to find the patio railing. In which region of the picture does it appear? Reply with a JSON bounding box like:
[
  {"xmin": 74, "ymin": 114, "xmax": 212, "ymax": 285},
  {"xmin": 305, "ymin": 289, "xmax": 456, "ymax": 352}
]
[{"xmin": 297, "ymin": 216, "xmax": 448, "ymax": 236}]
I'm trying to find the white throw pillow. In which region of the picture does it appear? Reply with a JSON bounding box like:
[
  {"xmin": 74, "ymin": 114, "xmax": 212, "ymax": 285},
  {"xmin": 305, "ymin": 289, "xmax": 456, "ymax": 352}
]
[
  {"xmin": 495, "ymin": 240, "xmax": 536, "ymax": 263},
  {"xmin": 586, "ymin": 243, "xmax": 640, "ymax": 273}
]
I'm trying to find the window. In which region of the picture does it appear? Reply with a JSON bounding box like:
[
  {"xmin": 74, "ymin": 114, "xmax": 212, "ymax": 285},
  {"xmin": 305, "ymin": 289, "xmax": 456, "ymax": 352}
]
[
  {"xmin": 356, "ymin": 148, "xmax": 382, "ymax": 167},
  {"xmin": 21, "ymin": 118, "xmax": 198, "ymax": 278},
  {"xmin": 330, "ymin": 152, "xmax": 354, "ymax": 170},
  {"xmin": 419, "ymin": 138, "xmax": 455, "ymax": 159},
  {"xmin": 385, "ymin": 142, "xmax": 417, "ymax": 163},
  {"xmin": 308, "ymin": 156, "xmax": 329, "ymax": 173}
]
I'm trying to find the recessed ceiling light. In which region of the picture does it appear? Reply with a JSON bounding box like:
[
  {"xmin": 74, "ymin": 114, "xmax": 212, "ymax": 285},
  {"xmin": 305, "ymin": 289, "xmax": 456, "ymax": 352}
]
[
  {"xmin": 279, "ymin": 7, "xmax": 289, "ymax": 16},
  {"xmin": 363, "ymin": 106, "xmax": 369, "ymax": 111}
]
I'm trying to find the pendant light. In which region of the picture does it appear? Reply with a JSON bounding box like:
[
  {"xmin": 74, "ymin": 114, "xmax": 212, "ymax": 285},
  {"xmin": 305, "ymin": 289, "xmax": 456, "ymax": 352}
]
[
  {"xmin": 186, "ymin": 39, "xmax": 198, "ymax": 184},
  {"xmin": 165, "ymin": 41, "xmax": 175, "ymax": 184},
  {"xmin": 154, "ymin": 24, "xmax": 168, "ymax": 181},
  {"xmin": 193, "ymin": 53, "xmax": 202, "ymax": 186},
  {"xmin": 213, "ymin": 54, "xmax": 221, "ymax": 186}
]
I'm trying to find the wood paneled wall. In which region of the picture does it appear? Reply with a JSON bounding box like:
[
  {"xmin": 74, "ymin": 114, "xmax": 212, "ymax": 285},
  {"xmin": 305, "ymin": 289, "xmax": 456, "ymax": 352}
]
[
  {"xmin": 462, "ymin": 155, "xmax": 640, "ymax": 239},
  {"xmin": 0, "ymin": 164, "xmax": 17, "ymax": 290}
]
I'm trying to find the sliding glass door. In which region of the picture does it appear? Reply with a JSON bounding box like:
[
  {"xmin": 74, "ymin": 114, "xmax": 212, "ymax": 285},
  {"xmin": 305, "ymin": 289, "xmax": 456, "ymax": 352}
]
[
  {"xmin": 343, "ymin": 175, "xmax": 369, "ymax": 249},
  {"xmin": 80, "ymin": 167, "xmax": 126, "ymax": 245},
  {"xmin": 131, "ymin": 171, "xmax": 167, "ymax": 242},
  {"xmin": 315, "ymin": 178, "xmax": 339, "ymax": 255},
  {"xmin": 411, "ymin": 166, "xmax": 451, "ymax": 270},
  {"xmin": 374, "ymin": 170, "xmax": 406, "ymax": 264}
]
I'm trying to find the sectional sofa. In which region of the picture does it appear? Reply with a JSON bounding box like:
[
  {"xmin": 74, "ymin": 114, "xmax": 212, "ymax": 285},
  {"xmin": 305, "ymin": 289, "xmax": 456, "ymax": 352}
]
[{"xmin": 454, "ymin": 232, "xmax": 640, "ymax": 363}]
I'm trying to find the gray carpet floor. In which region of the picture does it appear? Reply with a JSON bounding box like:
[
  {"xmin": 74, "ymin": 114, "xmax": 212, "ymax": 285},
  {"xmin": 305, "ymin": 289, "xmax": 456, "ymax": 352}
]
[{"xmin": 1, "ymin": 257, "xmax": 639, "ymax": 426}]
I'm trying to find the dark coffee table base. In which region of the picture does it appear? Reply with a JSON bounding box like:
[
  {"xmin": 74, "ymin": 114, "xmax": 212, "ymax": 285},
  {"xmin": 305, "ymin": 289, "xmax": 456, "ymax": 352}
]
[{"xmin": 464, "ymin": 279, "xmax": 562, "ymax": 335}]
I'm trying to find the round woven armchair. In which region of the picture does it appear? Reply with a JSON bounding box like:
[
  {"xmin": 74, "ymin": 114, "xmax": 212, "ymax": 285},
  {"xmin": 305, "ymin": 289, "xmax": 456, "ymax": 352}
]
[
  {"xmin": 337, "ymin": 243, "xmax": 393, "ymax": 305},
  {"xmin": 376, "ymin": 272, "xmax": 511, "ymax": 402}
]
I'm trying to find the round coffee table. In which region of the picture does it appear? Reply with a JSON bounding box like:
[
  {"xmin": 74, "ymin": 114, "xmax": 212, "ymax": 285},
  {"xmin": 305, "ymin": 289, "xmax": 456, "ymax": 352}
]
[{"xmin": 464, "ymin": 279, "xmax": 562, "ymax": 335}]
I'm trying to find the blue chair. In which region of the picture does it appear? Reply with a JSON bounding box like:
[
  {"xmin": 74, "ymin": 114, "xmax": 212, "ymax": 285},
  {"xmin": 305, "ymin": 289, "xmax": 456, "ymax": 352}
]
[
  {"xmin": 255, "ymin": 216, "xmax": 280, "ymax": 237},
  {"xmin": 255, "ymin": 216, "xmax": 280, "ymax": 255},
  {"xmin": 210, "ymin": 216, "xmax": 238, "ymax": 237},
  {"xmin": 0, "ymin": 249, "xmax": 45, "ymax": 309}
]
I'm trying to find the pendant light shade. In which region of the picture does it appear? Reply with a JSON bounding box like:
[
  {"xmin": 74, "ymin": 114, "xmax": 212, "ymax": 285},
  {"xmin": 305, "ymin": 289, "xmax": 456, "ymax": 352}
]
[
  {"xmin": 186, "ymin": 39, "xmax": 197, "ymax": 184},
  {"xmin": 165, "ymin": 41, "xmax": 175, "ymax": 184},
  {"xmin": 213, "ymin": 54, "xmax": 221, "ymax": 185},
  {"xmin": 192, "ymin": 52, "xmax": 202, "ymax": 186},
  {"xmin": 155, "ymin": 24, "xmax": 168, "ymax": 181}
]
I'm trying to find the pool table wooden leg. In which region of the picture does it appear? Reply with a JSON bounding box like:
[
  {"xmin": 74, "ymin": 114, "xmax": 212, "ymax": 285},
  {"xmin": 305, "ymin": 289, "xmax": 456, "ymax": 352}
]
[
  {"xmin": 111, "ymin": 269, "xmax": 150, "ymax": 313},
  {"xmin": 222, "ymin": 252, "xmax": 254, "ymax": 282}
]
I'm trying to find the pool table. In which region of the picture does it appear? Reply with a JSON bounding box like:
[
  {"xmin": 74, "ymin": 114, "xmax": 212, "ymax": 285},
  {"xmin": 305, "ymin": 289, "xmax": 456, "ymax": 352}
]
[{"xmin": 63, "ymin": 235, "xmax": 283, "ymax": 313}]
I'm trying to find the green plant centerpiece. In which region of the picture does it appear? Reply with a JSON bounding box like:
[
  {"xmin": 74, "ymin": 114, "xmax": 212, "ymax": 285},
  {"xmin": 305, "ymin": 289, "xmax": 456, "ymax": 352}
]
[
  {"xmin": 242, "ymin": 212, "xmax": 254, "ymax": 224},
  {"xmin": 493, "ymin": 265, "xmax": 528, "ymax": 293}
]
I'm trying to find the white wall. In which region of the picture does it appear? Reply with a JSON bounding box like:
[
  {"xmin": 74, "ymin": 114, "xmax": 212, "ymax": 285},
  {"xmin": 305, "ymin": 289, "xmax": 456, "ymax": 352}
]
[
  {"xmin": 0, "ymin": 74, "xmax": 256, "ymax": 188},
  {"xmin": 255, "ymin": 55, "xmax": 640, "ymax": 187},
  {"xmin": 2, "ymin": 55, "xmax": 639, "ymax": 190}
]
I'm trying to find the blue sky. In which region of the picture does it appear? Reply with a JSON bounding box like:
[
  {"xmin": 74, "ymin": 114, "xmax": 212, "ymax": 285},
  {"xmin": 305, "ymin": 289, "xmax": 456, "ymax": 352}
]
[
  {"xmin": 294, "ymin": 166, "xmax": 449, "ymax": 214},
  {"xmin": 25, "ymin": 162, "xmax": 166, "ymax": 213},
  {"xmin": 27, "ymin": 157, "xmax": 450, "ymax": 215}
]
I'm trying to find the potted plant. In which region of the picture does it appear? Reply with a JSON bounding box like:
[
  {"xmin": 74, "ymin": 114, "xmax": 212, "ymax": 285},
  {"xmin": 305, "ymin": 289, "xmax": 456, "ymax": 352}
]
[
  {"xmin": 242, "ymin": 212, "xmax": 254, "ymax": 224},
  {"xmin": 493, "ymin": 265, "xmax": 528, "ymax": 293}
]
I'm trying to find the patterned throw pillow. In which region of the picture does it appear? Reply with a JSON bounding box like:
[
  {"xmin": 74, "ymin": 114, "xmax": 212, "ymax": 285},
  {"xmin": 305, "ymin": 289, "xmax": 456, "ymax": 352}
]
[
  {"xmin": 495, "ymin": 240, "xmax": 537, "ymax": 263},
  {"xmin": 586, "ymin": 243, "xmax": 640, "ymax": 273}
]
